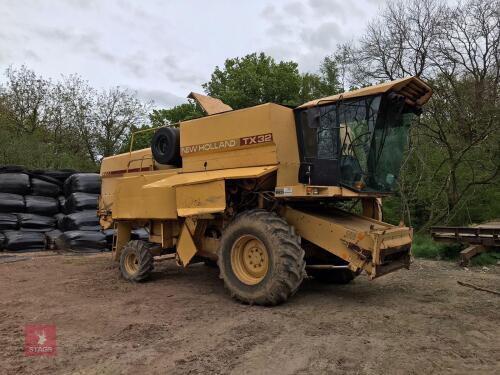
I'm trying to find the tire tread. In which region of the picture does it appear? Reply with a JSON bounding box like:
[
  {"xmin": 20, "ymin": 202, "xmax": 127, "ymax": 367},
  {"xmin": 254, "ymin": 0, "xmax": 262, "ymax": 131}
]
[
  {"xmin": 120, "ymin": 240, "xmax": 154, "ymax": 282},
  {"xmin": 218, "ymin": 209, "xmax": 305, "ymax": 305}
]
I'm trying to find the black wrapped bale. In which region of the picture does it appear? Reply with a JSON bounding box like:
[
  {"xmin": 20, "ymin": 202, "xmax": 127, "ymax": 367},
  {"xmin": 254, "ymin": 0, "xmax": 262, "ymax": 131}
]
[
  {"xmin": 2, "ymin": 230, "xmax": 46, "ymax": 251},
  {"xmin": 56, "ymin": 230, "xmax": 107, "ymax": 253},
  {"xmin": 17, "ymin": 213, "xmax": 56, "ymax": 232},
  {"xmin": 45, "ymin": 229, "xmax": 63, "ymax": 250},
  {"xmin": 131, "ymin": 228, "xmax": 149, "ymax": 241},
  {"xmin": 57, "ymin": 196, "xmax": 66, "ymax": 213},
  {"xmin": 103, "ymin": 228, "xmax": 115, "ymax": 247},
  {"xmin": 30, "ymin": 177, "xmax": 62, "ymax": 197},
  {"xmin": 0, "ymin": 232, "xmax": 4, "ymax": 249},
  {"xmin": 0, "ymin": 213, "xmax": 18, "ymax": 230},
  {"xmin": 64, "ymin": 173, "xmax": 101, "ymax": 195},
  {"xmin": 0, "ymin": 193, "xmax": 25, "ymax": 213},
  {"xmin": 0, "ymin": 165, "xmax": 25, "ymax": 173},
  {"xmin": 28, "ymin": 172, "xmax": 62, "ymax": 186},
  {"xmin": 59, "ymin": 211, "xmax": 100, "ymax": 231},
  {"xmin": 25, "ymin": 196, "xmax": 59, "ymax": 216},
  {"xmin": 43, "ymin": 169, "xmax": 76, "ymax": 183},
  {"xmin": 0, "ymin": 173, "xmax": 30, "ymax": 194},
  {"xmin": 64, "ymin": 192, "xmax": 98, "ymax": 213},
  {"xmin": 54, "ymin": 213, "xmax": 65, "ymax": 229}
]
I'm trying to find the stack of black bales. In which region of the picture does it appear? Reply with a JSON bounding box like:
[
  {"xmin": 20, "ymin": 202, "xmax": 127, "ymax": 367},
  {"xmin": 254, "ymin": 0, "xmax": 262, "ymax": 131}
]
[
  {"xmin": 55, "ymin": 173, "xmax": 108, "ymax": 252},
  {"xmin": 0, "ymin": 166, "xmax": 64, "ymax": 252}
]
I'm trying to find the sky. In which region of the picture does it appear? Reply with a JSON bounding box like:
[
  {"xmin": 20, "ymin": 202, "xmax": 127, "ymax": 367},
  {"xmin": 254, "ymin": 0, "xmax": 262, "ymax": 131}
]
[{"xmin": 0, "ymin": 0, "xmax": 387, "ymax": 108}]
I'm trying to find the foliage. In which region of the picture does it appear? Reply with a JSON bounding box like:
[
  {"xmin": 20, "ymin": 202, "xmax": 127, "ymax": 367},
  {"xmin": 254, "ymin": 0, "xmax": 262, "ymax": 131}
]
[
  {"xmin": 202, "ymin": 52, "xmax": 302, "ymax": 109},
  {"xmin": 0, "ymin": 66, "xmax": 148, "ymax": 169},
  {"xmin": 150, "ymin": 101, "xmax": 204, "ymax": 127},
  {"xmin": 121, "ymin": 101, "xmax": 206, "ymax": 153},
  {"xmin": 203, "ymin": 52, "xmax": 341, "ymax": 109},
  {"xmin": 411, "ymin": 235, "xmax": 499, "ymax": 266},
  {"xmin": 411, "ymin": 234, "xmax": 463, "ymax": 260},
  {"xmin": 0, "ymin": 125, "xmax": 96, "ymax": 171},
  {"xmin": 94, "ymin": 87, "xmax": 148, "ymax": 158},
  {"xmin": 345, "ymin": 0, "xmax": 500, "ymax": 230},
  {"xmin": 470, "ymin": 252, "xmax": 500, "ymax": 266}
]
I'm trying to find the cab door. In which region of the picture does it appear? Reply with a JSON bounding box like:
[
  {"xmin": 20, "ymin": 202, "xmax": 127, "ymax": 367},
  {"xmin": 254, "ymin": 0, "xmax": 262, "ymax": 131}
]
[{"xmin": 295, "ymin": 105, "xmax": 341, "ymax": 186}]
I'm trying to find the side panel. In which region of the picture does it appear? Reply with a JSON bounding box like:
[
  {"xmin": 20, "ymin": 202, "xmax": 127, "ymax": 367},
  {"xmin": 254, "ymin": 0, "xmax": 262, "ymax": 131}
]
[
  {"xmin": 270, "ymin": 106, "xmax": 300, "ymax": 186},
  {"xmin": 110, "ymin": 166, "xmax": 277, "ymax": 220},
  {"xmin": 182, "ymin": 145, "xmax": 277, "ymax": 173},
  {"xmin": 145, "ymin": 165, "xmax": 278, "ymax": 188},
  {"xmin": 113, "ymin": 174, "xmax": 178, "ymax": 219},
  {"xmin": 281, "ymin": 206, "xmax": 413, "ymax": 278},
  {"xmin": 175, "ymin": 180, "xmax": 226, "ymax": 217},
  {"xmin": 282, "ymin": 206, "xmax": 374, "ymax": 274},
  {"xmin": 180, "ymin": 104, "xmax": 289, "ymax": 173},
  {"xmin": 101, "ymin": 148, "xmax": 154, "ymax": 176},
  {"xmin": 100, "ymin": 148, "xmax": 154, "ymax": 216}
]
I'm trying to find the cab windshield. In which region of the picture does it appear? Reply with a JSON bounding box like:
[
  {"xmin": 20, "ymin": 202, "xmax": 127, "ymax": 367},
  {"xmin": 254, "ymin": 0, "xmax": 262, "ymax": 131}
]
[
  {"xmin": 296, "ymin": 93, "xmax": 417, "ymax": 192},
  {"xmin": 338, "ymin": 95, "xmax": 415, "ymax": 192}
]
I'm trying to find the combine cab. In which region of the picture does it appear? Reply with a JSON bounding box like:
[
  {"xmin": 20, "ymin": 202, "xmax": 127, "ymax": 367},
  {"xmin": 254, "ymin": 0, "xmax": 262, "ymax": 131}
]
[{"xmin": 99, "ymin": 77, "xmax": 432, "ymax": 305}]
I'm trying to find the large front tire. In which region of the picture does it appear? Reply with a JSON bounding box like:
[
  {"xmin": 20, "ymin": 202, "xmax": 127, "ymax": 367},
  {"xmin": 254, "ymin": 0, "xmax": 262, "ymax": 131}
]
[
  {"xmin": 218, "ymin": 209, "xmax": 305, "ymax": 306},
  {"xmin": 119, "ymin": 240, "xmax": 154, "ymax": 282}
]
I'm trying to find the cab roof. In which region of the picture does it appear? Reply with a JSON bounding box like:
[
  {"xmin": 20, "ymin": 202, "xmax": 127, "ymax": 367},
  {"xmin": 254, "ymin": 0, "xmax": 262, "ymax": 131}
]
[{"xmin": 297, "ymin": 76, "xmax": 432, "ymax": 109}]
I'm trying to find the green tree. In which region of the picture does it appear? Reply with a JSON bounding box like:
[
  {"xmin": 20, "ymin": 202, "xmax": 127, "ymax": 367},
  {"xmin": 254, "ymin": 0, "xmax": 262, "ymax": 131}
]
[
  {"xmin": 1, "ymin": 65, "xmax": 51, "ymax": 134},
  {"xmin": 202, "ymin": 52, "xmax": 303, "ymax": 109},
  {"xmin": 0, "ymin": 66, "xmax": 149, "ymax": 169},
  {"xmin": 348, "ymin": 0, "xmax": 500, "ymax": 229},
  {"xmin": 298, "ymin": 73, "xmax": 327, "ymax": 103},
  {"xmin": 298, "ymin": 62, "xmax": 342, "ymax": 103},
  {"xmin": 94, "ymin": 87, "xmax": 148, "ymax": 158},
  {"xmin": 202, "ymin": 52, "xmax": 342, "ymax": 109},
  {"xmin": 319, "ymin": 55, "xmax": 341, "ymax": 93},
  {"xmin": 120, "ymin": 124, "xmax": 155, "ymax": 152},
  {"xmin": 120, "ymin": 101, "xmax": 205, "ymax": 153},
  {"xmin": 150, "ymin": 101, "xmax": 204, "ymax": 127}
]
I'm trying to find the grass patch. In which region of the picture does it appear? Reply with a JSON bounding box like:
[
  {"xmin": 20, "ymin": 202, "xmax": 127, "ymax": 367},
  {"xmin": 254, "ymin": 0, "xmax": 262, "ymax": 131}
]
[
  {"xmin": 470, "ymin": 252, "xmax": 500, "ymax": 266},
  {"xmin": 412, "ymin": 234, "xmax": 463, "ymax": 260},
  {"xmin": 412, "ymin": 234, "xmax": 500, "ymax": 266}
]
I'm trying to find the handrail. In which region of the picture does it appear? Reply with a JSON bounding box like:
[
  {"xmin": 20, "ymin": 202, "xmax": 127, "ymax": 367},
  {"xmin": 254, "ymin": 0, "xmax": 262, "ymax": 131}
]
[
  {"xmin": 129, "ymin": 127, "xmax": 160, "ymax": 153},
  {"xmin": 126, "ymin": 155, "xmax": 154, "ymax": 173},
  {"xmin": 128, "ymin": 123, "xmax": 181, "ymax": 153}
]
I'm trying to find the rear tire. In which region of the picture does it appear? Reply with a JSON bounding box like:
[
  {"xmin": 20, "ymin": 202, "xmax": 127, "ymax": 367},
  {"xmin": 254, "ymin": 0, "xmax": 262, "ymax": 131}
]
[
  {"xmin": 120, "ymin": 240, "xmax": 154, "ymax": 282},
  {"xmin": 218, "ymin": 209, "xmax": 305, "ymax": 306}
]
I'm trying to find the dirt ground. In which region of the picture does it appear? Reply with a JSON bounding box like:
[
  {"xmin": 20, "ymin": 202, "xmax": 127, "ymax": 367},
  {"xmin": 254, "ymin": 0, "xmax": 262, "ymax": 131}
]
[{"xmin": 0, "ymin": 252, "xmax": 499, "ymax": 375}]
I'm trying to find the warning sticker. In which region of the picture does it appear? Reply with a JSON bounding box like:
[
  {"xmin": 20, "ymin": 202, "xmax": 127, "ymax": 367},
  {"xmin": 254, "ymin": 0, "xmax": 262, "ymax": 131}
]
[{"xmin": 275, "ymin": 187, "xmax": 293, "ymax": 196}]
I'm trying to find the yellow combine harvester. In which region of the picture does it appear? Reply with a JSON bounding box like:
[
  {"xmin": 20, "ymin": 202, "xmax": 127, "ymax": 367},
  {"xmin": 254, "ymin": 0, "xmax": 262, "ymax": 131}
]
[{"xmin": 99, "ymin": 77, "xmax": 432, "ymax": 305}]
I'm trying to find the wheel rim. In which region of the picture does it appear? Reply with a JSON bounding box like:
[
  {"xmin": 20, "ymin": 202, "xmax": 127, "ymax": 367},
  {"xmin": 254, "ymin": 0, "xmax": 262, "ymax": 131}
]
[
  {"xmin": 231, "ymin": 235, "xmax": 269, "ymax": 285},
  {"xmin": 124, "ymin": 253, "xmax": 139, "ymax": 275}
]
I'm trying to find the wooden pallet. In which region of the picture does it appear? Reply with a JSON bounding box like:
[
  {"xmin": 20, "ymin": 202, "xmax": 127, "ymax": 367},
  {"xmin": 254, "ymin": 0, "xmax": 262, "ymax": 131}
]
[{"xmin": 430, "ymin": 221, "xmax": 500, "ymax": 266}]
